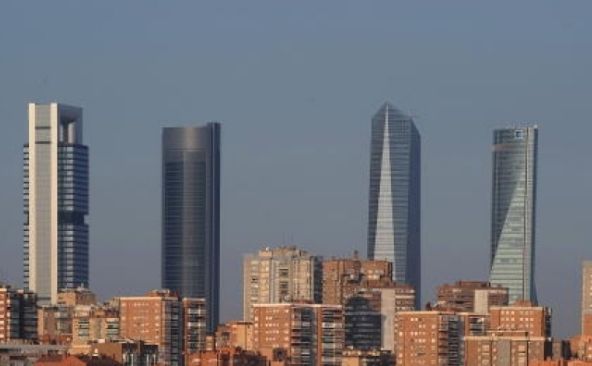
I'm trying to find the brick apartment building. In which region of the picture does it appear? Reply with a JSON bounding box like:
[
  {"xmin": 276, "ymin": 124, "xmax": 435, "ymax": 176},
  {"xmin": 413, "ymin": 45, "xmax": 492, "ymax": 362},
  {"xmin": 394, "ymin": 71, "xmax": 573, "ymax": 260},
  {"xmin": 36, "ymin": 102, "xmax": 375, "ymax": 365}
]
[
  {"xmin": 119, "ymin": 290, "xmax": 207, "ymax": 366},
  {"xmin": 436, "ymin": 281, "xmax": 508, "ymax": 314},
  {"xmin": 322, "ymin": 255, "xmax": 393, "ymax": 306},
  {"xmin": 464, "ymin": 330, "xmax": 550, "ymax": 365},
  {"xmin": 344, "ymin": 285, "xmax": 415, "ymax": 351},
  {"xmin": 215, "ymin": 321, "xmax": 254, "ymax": 350},
  {"xmin": 0, "ymin": 283, "xmax": 37, "ymax": 342},
  {"xmin": 322, "ymin": 254, "xmax": 415, "ymax": 352},
  {"xmin": 252, "ymin": 303, "xmax": 344, "ymax": 366},
  {"xmin": 489, "ymin": 301, "xmax": 551, "ymax": 337},
  {"xmin": 394, "ymin": 311, "xmax": 462, "ymax": 366}
]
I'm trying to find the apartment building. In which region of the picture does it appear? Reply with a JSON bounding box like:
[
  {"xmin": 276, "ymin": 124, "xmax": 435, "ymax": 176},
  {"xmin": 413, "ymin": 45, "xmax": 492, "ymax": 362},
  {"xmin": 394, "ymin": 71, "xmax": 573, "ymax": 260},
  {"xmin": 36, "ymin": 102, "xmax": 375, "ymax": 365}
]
[
  {"xmin": 243, "ymin": 246, "xmax": 322, "ymax": 321},
  {"xmin": 394, "ymin": 311, "xmax": 462, "ymax": 366},
  {"xmin": 252, "ymin": 303, "xmax": 344, "ymax": 366}
]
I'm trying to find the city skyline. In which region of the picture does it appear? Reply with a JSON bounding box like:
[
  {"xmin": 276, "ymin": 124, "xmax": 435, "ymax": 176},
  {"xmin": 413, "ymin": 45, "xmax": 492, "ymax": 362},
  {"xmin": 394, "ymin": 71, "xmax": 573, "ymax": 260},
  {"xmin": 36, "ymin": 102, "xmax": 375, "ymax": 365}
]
[
  {"xmin": 1, "ymin": 1, "xmax": 591, "ymax": 340},
  {"xmin": 2, "ymin": 99, "xmax": 581, "ymax": 338}
]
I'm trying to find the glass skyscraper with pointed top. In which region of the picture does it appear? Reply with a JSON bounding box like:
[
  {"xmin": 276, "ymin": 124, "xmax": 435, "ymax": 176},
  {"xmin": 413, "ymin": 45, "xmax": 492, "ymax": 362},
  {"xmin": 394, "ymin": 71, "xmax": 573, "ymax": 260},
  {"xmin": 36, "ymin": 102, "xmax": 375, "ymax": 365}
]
[
  {"xmin": 162, "ymin": 123, "xmax": 221, "ymax": 332},
  {"xmin": 489, "ymin": 126, "xmax": 538, "ymax": 304},
  {"xmin": 367, "ymin": 102, "xmax": 421, "ymax": 307}
]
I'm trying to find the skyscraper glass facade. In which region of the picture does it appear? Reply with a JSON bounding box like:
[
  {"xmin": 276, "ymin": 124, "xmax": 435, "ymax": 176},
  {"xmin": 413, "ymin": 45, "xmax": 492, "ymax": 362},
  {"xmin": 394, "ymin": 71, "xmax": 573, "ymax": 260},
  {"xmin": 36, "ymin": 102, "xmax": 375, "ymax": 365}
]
[
  {"xmin": 489, "ymin": 126, "xmax": 538, "ymax": 304},
  {"xmin": 162, "ymin": 123, "xmax": 220, "ymax": 332},
  {"xmin": 24, "ymin": 103, "xmax": 88, "ymax": 304},
  {"xmin": 367, "ymin": 103, "xmax": 421, "ymax": 306}
]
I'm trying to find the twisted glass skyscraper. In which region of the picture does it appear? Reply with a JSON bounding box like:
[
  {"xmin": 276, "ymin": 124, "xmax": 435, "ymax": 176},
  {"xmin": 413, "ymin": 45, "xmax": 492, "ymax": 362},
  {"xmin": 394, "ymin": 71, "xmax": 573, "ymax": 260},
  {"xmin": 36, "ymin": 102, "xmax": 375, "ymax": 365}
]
[
  {"xmin": 489, "ymin": 126, "xmax": 538, "ymax": 304},
  {"xmin": 24, "ymin": 103, "xmax": 89, "ymax": 304},
  {"xmin": 367, "ymin": 103, "xmax": 421, "ymax": 307},
  {"xmin": 162, "ymin": 123, "xmax": 220, "ymax": 332}
]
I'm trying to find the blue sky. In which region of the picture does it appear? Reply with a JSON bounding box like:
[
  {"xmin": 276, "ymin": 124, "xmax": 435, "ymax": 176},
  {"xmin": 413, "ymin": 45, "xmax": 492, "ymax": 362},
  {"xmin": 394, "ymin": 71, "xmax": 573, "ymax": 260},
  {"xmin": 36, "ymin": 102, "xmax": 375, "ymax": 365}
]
[{"xmin": 1, "ymin": 1, "xmax": 591, "ymax": 337}]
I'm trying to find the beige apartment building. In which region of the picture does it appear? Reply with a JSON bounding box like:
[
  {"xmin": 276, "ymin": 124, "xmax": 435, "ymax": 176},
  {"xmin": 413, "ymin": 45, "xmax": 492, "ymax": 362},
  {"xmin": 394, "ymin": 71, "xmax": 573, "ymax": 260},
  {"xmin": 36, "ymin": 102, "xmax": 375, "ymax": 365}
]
[
  {"xmin": 243, "ymin": 246, "xmax": 322, "ymax": 320},
  {"xmin": 57, "ymin": 287, "xmax": 97, "ymax": 307},
  {"xmin": 38, "ymin": 304, "xmax": 74, "ymax": 344},
  {"xmin": 71, "ymin": 305, "xmax": 119, "ymax": 350}
]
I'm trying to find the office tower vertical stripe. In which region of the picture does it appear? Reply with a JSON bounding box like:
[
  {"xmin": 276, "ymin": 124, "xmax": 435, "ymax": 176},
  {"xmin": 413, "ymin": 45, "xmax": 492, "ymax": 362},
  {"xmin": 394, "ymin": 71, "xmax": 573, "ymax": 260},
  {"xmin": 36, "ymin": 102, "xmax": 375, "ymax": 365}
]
[
  {"xmin": 367, "ymin": 102, "xmax": 421, "ymax": 307},
  {"xmin": 489, "ymin": 126, "xmax": 538, "ymax": 304},
  {"xmin": 375, "ymin": 114, "xmax": 395, "ymax": 268},
  {"xmin": 162, "ymin": 123, "xmax": 220, "ymax": 332},
  {"xmin": 25, "ymin": 103, "xmax": 88, "ymax": 304}
]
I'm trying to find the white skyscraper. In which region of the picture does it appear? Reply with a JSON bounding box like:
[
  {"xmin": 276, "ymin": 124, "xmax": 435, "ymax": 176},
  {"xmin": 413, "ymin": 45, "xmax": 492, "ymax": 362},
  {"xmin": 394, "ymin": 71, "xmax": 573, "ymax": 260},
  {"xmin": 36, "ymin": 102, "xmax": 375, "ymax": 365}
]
[{"xmin": 24, "ymin": 103, "xmax": 89, "ymax": 304}]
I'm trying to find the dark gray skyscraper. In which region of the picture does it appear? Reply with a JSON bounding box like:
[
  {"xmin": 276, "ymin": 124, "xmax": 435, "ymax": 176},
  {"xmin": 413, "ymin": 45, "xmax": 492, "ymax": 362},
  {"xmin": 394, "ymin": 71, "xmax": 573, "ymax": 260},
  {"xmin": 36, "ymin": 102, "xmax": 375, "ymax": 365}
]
[
  {"xmin": 162, "ymin": 123, "xmax": 220, "ymax": 332},
  {"xmin": 24, "ymin": 103, "xmax": 89, "ymax": 304},
  {"xmin": 489, "ymin": 126, "xmax": 538, "ymax": 304},
  {"xmin": 367, "ymin": 102, "xmax": 421, "ymax": 307}
]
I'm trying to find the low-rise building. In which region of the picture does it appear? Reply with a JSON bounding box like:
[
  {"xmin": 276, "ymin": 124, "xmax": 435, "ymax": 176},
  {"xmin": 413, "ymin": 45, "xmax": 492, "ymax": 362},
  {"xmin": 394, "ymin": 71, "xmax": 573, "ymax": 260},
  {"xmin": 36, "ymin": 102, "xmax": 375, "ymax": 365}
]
[
  {"xmin": 322, "ymin": 255, "xmax": 415, "ymax": 353},
  {"xmin": 0, "ymin": 284, "xmax": 37, "ymax": 342},
  {"xmin": 57, "ymin": 288, "xmax": 97, "ymax": 307},
  {"xmin": 38, "ymin": 304, "xmax": 73, "ymax": 345},
  {"xmin": 341, "ymin": 349, "xmax": 393, "ymax": 366},
  {"xmin": 489, "ymin": 301, "xmax": 551, "ymax": 337},
  {"xmin": 394, "ymin": 311, "xmax": 462, "ymax": 366},
  {"xmin": 464, "ymin": 330, "xmax": 550, "ymax": 366},
  {"xmin": 71, "ymin": 305, "xmax": 119, "ymax": 348},
  {"xmin": 186, "ymin": 347, "xmax": 267, "ymax": 366},
  {"xmin": 344, "ymin": 285, "xmax": 415, "ymax": 351},
  {"xmin": 215, "ymin": 321, "xmax": 253, "ymax": 350},
  {"xmin": 91, "ymin": 340, "xmax": 158, "ymax": 366},
  {"xmin": 252, "ymin": 303, "xmax": 344, "ymax": 366},
  {"xmin": 119, "ymin": 290, "xmax": 207, "ymax": 366},
  {"xmin": 119, "ymin": 290, "xmax": 182, "ymax": 366},
  {"xmin": 436, "ymin": 281, "xmax": 508, "ymax": 314},
  {"xmin": 182, "ymin": 298, "xmax": 207, "ymax": 359},
  {"xmin": 530, "ymin": 361, "xmax": 592, "ymax": 366},
  {"xmin": 457, "ymin": 312, "xmax": 489, "ymax": 337},
  {"xmin": 243, "ymin": 246, "xmax": 322, "ymax": 321},
  {"xmin": 0, "ymin": 344, "xmax": 68, "ymax": 365},
  {"xmin": 322, "ymin": 255, "xmax": 393, "ymax": 306},
  {"xmin": 34, "ymin": 354, "xmax": 120, "ymax": 366},
  {"xmin": 570, "ymin": 335, "xmax": 592, "ymax": 361}
]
